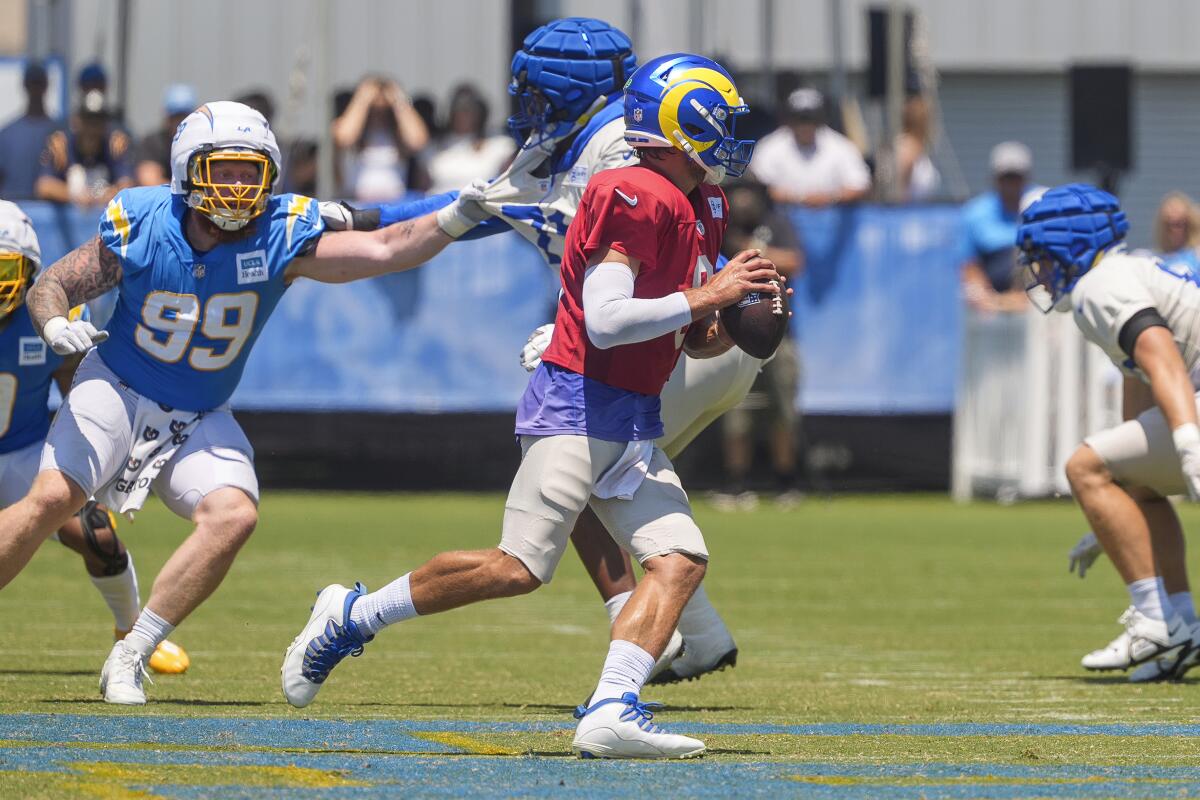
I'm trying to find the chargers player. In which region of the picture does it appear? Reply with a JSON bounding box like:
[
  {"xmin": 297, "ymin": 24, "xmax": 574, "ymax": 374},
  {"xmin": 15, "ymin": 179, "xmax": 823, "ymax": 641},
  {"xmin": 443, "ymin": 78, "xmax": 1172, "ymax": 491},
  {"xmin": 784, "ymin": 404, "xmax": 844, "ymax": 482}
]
[
  {"xmin": 0, "ymin": 100, "xmax": 485, "ymax": 704},
  {"xmin": 284, "ymin": 53, "xmax": 779, "ymax": 759},
  {"xmin": 1018, "ymin": 184, "xmax": 1200, "ymax": 681},
  {"xmin": 0, "ymin": 199, "xmax": 188, "ymax": 674},
  {"xmin": 352, "ymin": 17, "xmax": 754, "ymax": 683}
]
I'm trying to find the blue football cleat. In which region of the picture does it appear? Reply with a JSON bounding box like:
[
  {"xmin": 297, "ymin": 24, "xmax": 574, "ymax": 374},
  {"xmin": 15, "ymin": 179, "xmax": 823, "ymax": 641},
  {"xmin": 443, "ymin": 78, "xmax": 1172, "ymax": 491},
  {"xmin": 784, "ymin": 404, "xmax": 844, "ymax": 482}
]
[{"xmin": 281, "ymin": 582, "xmax": 372, "ymax": 708}]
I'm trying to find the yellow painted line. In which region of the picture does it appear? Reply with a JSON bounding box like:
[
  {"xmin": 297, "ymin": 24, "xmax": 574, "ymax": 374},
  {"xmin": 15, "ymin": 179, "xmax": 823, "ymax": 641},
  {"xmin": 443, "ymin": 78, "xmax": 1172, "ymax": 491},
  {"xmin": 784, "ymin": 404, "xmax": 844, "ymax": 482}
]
[
  {"xmin": 411, "ymin": 731, "xmax": 520, "ymax": 756},
  {"xmin": 67, "ymin": 761, "xmax": 365, "ymax": 789}
]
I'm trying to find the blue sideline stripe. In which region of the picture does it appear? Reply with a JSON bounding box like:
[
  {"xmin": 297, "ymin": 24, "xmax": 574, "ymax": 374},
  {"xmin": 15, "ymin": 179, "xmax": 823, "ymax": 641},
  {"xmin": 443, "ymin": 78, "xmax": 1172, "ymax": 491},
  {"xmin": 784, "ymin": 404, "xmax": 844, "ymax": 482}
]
[{"xmin": 0, "ymin": 714, "xmax": 1197, "ymax": 744}]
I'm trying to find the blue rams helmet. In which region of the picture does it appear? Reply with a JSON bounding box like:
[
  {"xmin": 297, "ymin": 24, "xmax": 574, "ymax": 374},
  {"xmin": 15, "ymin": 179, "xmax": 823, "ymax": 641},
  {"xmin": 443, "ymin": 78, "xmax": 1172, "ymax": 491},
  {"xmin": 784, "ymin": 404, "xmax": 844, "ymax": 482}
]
[
  {"xmin": 508, "ymin": 17, "xmax": 637, "ymax": 147},
  {"xmin": 622, "ymin": 53, "xmax": 754, "ymax": 185},
  {"xmin": 1016, "ymin": 183, "xmax": 1129, "ymax": 311}
]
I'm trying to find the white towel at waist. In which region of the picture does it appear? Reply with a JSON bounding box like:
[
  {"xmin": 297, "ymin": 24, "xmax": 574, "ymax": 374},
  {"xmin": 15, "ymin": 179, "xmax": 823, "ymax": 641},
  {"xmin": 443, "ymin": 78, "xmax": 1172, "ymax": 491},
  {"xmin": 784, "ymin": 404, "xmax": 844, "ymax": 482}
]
[
  {"xmin": 98, "ymin": 395, "xmax": 204, "ymax": 517},
  {"xmin": 593, "ymin": 440, "xmax": 655, "ymax": 501}
]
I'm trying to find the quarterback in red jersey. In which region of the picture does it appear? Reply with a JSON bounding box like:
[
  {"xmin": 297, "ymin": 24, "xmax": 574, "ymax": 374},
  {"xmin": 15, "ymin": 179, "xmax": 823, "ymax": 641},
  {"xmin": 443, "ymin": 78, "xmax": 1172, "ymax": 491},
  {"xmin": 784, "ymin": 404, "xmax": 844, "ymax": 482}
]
[
  {"xmin": 542, "ymin": 165, "xmax": 728, "ymax": 395},
  {"xmin": 281, "ymin": 53, "xmax": 780, "ymax": 760}
]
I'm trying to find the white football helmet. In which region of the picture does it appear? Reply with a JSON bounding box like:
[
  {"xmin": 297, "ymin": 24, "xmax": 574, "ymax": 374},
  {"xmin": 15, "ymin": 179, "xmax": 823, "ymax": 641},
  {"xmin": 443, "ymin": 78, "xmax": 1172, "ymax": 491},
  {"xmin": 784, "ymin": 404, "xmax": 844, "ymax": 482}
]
[
  {"xmin": 0, "ymin": 200, "xmax": 41, "ymax": 317},
  {"xmin": 170, "ymin": 101, "xmax": 282, "ymax": 231}
]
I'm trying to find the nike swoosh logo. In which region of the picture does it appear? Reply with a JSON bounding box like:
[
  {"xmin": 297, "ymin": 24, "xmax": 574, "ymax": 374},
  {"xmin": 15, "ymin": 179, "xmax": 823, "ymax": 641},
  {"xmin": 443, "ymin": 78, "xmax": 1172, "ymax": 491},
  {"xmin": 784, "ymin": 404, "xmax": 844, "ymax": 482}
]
[{"xmin": 614, "ymin": 188, "xmax": 638, "ymax": 207}]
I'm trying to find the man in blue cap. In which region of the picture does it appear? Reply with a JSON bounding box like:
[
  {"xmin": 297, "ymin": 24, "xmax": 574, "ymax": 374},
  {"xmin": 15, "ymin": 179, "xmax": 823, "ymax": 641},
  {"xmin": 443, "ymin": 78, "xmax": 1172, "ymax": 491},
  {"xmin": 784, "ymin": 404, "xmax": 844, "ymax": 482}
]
[
  {"xmin": 0, "ymin": 61, "xmax": 62, "ymax": 199},
  {"xmin": 135, "ymin": 84, "xmax": 197, "ymax": 186}
]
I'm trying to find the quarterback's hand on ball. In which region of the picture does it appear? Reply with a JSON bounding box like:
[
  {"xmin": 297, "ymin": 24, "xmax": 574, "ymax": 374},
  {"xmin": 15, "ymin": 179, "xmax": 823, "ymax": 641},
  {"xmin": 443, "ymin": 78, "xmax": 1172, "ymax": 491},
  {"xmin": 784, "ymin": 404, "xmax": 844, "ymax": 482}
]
[
  {"xmin": 520, "ymin": 324, "xmax": 554, "ymax": 372},
  {"xmin": 435, "ymin": 179, "xmax": 492, "ymax": 239},
  {"xmin": 43, "ymin": 316, "xmax": 108, "ymax": 355},
  {"xmin": 702, "ymin": 249, "xmax": 783, "ymax": 310},
  {"xmin": 1067, "ymin": 531, "xmax": 1103, "ymax": 578}
]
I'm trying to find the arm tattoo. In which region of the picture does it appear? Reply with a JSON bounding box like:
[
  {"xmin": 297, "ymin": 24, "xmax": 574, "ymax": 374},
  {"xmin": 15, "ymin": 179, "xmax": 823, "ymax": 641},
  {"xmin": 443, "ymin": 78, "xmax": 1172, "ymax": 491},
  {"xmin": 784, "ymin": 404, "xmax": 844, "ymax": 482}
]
[{"xmin": 27, "ymin": 236, "xmax": 123, "ymax": 332}]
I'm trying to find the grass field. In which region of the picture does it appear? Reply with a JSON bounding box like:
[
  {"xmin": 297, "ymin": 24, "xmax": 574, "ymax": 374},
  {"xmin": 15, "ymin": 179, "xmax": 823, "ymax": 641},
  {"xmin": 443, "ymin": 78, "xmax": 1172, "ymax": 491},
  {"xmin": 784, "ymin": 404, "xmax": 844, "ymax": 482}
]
[{"xmin": 1, "ymin": 492, "xmax": 1199, "ymax": 798}]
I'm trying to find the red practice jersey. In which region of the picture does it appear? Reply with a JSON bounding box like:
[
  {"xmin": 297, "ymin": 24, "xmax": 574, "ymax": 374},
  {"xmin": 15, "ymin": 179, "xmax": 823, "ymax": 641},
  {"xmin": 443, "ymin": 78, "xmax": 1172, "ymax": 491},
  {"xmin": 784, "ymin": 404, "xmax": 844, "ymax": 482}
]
[{"xmin": 542, "ymin": 165, "xmax": 727, "ymax": 396}]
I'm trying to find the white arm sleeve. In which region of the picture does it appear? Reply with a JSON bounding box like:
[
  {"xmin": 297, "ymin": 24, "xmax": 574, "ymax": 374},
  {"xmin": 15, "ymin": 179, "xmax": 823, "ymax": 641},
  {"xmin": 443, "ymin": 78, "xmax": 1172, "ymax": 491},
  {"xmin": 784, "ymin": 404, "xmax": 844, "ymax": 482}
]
[{"xmin": 582, "ymin": 262, "xmax": 693, "ymax": 350}]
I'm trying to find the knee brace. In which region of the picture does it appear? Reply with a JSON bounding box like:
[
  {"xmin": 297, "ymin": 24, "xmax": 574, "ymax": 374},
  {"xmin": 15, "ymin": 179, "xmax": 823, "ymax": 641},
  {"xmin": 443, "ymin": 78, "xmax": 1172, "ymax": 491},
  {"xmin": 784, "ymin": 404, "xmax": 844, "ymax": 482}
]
[{"xmin": 80, "ymin": 500, "xmax": 129, "ymax": 576}]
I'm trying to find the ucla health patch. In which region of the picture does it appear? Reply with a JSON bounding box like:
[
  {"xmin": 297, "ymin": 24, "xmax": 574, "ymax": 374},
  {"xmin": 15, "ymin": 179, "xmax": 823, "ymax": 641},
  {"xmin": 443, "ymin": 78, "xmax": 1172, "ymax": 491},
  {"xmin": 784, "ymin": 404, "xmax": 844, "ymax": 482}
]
[
  {"xmin": 18, "ymin": 336, "xmax": 46, "ymax": 366},
  {"xmin": 236, "ymin": 250, "xmax": 268, "ymax": 285}
]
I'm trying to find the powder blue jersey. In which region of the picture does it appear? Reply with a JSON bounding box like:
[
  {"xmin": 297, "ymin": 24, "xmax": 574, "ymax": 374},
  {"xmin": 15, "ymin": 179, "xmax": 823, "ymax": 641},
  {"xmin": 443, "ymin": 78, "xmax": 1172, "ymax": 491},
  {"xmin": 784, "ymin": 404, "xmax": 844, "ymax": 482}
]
[
  {"xmin": 96, "ymin": 186, "xmax": 325, "ymax": 411},
  {"xmin": 0, "ymin": 305, "xmax": 64, "ymax": 454}
]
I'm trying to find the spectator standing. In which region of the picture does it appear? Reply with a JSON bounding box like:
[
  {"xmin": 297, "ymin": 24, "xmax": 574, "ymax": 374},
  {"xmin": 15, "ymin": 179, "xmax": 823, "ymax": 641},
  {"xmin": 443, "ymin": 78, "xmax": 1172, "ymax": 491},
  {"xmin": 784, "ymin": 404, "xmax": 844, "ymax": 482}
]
[
  {"xmin": 35, "ymin": 90, "xmax": 132, "ymax": 207},
  {"xmin": 134, "ymin": 84, "xmax": 196, "ymax": 186},
  {"xmin": 713, "ymin": 181, "xmax": 806, "ymax": 510},
  {"xmin": 750, "ymin": 87, "xmax": 871, "ymax": 207},
  {"xmin": 76, "ymin": 61, "xmax": 129, "ymax": 133},
  {"xmin": 0, "ymin": 62, "xmax": 62, "ymax": 199},
  {"xmin": 895, "ymin": 94, "xmax": 940, "ymax": 202},
  {"xmin": 332, "ymin": 76, "xmax": 430, "ymax": 201},
  {"xmin": 425, "ymin": 84, "xmax": 515, "ymax": 193},
  {"xmin": 960, "ymin": 141, "xmax": 1040, "ymax": 312},
  {"xmin": 1154, "ymin": 192, "xmax": 1200, "ymax": 274}
]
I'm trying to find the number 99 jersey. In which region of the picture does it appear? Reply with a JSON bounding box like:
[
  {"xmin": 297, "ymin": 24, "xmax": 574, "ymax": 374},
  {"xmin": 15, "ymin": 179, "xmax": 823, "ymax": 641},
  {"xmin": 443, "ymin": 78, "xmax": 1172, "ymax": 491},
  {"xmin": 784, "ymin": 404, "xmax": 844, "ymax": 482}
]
[{"xmin": 96, "ymin": 186, "xmax": 325, "ymax": 412}]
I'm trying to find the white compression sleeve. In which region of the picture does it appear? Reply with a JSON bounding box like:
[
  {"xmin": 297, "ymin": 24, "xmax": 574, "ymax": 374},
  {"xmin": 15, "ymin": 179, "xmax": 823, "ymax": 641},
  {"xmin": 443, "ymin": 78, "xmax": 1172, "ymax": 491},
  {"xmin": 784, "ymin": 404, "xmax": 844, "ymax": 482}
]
[{"xmin": 582, "ymin": 261, "xmax": 693, "ymax": 349}]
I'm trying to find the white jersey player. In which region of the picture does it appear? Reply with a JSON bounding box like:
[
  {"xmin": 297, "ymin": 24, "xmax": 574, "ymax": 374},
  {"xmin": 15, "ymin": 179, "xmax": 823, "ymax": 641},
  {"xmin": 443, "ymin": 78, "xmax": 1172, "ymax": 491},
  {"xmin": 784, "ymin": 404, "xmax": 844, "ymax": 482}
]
[
  {"xmin": 360, "ymin": 18, "xmax": 764, "ymax": 681},
  {"xmin": 1019, "ymin": 184, "xmax": 1200, "ymax": 681}
]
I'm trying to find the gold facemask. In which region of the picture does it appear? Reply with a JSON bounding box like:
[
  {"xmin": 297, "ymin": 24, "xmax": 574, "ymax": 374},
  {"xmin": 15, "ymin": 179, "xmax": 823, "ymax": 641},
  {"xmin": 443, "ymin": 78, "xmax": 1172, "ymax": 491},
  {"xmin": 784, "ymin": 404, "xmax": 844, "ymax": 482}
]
[
  {"xmin": 0, "ymin": 253, "xmax": 32, "ymax": 319},
  {"xmin": 186, "ymin": 149, "xmax": 275, "ymax": 231}
]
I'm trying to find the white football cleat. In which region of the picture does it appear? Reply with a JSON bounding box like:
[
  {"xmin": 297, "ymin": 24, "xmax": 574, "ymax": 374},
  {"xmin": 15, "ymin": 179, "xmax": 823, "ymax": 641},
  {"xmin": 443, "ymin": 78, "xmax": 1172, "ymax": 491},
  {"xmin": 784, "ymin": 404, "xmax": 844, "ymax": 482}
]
[
  {"xmin": 1081, "ymin": 607, "xmax": 1188, "ymax": 671},
  {"xmin": 282, "ymin": 583, "xmax": 372, "ymax": 708},
  {"xmin": 1130, "ymin": 621, "xmax": 1200, "ymax": 683},
  {"xmin": 647, "ymin": 630, "xmax": 685, "ymax": 682},
  {"xmin": 648, "ymin": 622, "xmax": 737, "ymax": 685},
  {"xmin": 572, "ymin": 693, "xmax": 705, "ymax": 759},
  {"xmin": 100, "ymin": 640, "xmax": 150, "ymax": 705}
]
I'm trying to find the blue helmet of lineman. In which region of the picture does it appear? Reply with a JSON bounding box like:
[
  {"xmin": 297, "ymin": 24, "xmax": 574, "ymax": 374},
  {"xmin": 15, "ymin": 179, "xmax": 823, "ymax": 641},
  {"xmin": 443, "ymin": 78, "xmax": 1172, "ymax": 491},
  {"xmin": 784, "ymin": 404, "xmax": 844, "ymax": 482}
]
[
  {"xmin": 1016, "ymin": 183, "xmax": 1129, "ymax": 312},
  {"xmin": 508, "ymin": 17, "xmax": 637, "ymax": 147},
  {"xmin": 622, "ymin": 53, "xmax": 754, "ymax": 185}
]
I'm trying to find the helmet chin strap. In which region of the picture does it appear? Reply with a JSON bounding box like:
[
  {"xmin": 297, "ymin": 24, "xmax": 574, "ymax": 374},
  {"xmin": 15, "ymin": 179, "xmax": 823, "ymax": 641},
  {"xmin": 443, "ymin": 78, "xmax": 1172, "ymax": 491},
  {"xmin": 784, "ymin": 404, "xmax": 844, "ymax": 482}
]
[
  {"xmin": 186, "ymin": 192, "xmax": 251, "ymax": 232},
  {"xmin": 670, "ymin": 130, "xmax": 725, "ymax": 185}
]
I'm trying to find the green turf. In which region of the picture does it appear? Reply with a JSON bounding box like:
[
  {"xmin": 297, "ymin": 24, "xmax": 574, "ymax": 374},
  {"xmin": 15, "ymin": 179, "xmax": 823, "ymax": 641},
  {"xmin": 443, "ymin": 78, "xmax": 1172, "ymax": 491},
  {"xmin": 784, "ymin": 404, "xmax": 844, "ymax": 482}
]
[{"xmin": 1, "ymin": 492, "xmax": 1198, "ymax": 796}]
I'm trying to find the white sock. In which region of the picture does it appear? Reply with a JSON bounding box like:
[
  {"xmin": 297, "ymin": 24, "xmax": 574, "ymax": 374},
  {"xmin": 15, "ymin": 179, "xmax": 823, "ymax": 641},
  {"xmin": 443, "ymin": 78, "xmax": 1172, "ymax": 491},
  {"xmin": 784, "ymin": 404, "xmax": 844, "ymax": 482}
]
[
  {"xmin": 677, "ymin": 584, "xmax": 730, "ymax": 642},
  {"xmin": 1128, "ymin": 576, "xmax": 1171, "ymax": 622},
  {"xmin": 123, "ymin": 607, "xmax": 174, "ymax": 659},
  {"xmin": 591, "ymin": 639, "xmax": 655, "ymax": 703},
  {"xmin": 604, "ymin": 590, "xmax": 633, "ymax": 625},
  {"xmin": 350, "ymin": 573, "xmax": 418, "ymax": 637},
  {"xmin": 1170, "ymin": 591, "xmax": 1197, "ymax": 625},
  {"xmin": 90, "ymin": 553, "xmax": 141, "ymax": 632}
]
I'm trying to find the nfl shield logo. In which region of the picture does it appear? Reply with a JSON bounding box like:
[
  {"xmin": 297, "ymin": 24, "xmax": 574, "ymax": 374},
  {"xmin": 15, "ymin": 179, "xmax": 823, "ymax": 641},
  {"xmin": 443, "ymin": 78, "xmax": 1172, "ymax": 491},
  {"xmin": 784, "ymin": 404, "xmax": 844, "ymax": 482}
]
[
  {"xmin": 633, "ymin": 107, "xmax": 643, "ymax": 123},
  {"xmin": 193, "ymin": 263, "xmax": 206, "ymax": 279}
]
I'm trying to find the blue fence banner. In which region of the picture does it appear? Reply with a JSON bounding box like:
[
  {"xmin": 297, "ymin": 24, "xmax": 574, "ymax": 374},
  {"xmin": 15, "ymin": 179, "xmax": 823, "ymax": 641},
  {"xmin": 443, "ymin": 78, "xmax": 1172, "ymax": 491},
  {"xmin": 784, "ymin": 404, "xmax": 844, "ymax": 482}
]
[
  {"xmin": 788, "ymin": 204, "xmax": 963, "ymax": 414},
  {"xmin": 20, "ymin": 201, "xmax": 964, "ymax": 414}
]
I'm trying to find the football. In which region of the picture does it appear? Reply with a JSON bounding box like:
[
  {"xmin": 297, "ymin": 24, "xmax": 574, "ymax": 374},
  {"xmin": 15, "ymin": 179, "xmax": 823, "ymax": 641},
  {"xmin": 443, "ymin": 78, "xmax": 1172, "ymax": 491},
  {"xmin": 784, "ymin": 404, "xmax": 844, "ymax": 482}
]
[{"xmin": 720, "ymin": 280, "xmax": 790, "ymax": 359}]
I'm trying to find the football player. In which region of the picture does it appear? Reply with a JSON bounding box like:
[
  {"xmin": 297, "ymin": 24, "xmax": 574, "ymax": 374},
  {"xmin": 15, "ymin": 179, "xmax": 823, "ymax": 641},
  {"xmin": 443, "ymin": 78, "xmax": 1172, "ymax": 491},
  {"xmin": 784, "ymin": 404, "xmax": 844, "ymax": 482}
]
[
  {"xmin": 0, "ymin": 100, "xmax": 487, "ymax": 704},
  {"xmin": 1018, "ymin": 184, "xmax": 1200, "ymax": 681},
  {"xmin": 283, "ymin": 53, "xmax": 779, "ymax": 759},
  {"xmin": 345, "ymin": 17, "xmax": 755, "ymax": 683},
  {"xmin": 0, "ymin": 199, "xmax": 187, "ymax": 674}
]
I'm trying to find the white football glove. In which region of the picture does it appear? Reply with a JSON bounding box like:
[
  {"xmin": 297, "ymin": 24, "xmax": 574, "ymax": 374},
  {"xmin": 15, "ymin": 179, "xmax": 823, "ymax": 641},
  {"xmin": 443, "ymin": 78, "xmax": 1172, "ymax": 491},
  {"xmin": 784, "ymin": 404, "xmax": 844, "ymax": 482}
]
[
  {"xmin": 435, "ymin": 179, "xmax": 491, "ymax": 239},
  {"xmin": 43, "ymin": 315, "xmax": 108, "ymax": 355},
  {"xmin": 1174, "ymin": 423, "xmax": 1200, "ymax": 501},
  {"xmin": 520, "ymin": 324, "xmax": 554, "ymax": 372},
  {"xmin": 1068, "ymin": 531, "xmax": 1103, "ymax": 578}
]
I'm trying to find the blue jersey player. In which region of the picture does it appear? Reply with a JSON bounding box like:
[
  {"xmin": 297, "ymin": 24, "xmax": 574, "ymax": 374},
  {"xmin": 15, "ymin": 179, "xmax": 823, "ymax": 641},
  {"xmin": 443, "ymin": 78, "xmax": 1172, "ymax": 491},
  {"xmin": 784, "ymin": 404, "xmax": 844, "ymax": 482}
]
[
  {"xmin": 0, "ymin": 101, "xmax": 481, "ymax": 705},
  {"xmin": 0, "ymin": 199, "xmax": 188, "ymax": 674}
]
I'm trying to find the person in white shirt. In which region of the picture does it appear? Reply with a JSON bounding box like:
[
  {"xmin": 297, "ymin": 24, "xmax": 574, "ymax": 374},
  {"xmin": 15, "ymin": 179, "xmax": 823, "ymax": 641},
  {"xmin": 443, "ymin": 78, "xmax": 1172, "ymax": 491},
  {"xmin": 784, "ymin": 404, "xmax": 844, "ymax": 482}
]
[
  {"xmin": 426, "ymin": 84, "xmax": 516, "ymax": 194},
  {"xmin": 1019, "ymin": 184, "xmax": 1200, "ymax": 683},
  {"xmin": 749, "ymin": 87, "xmax": 871, "ymax": 207}
]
